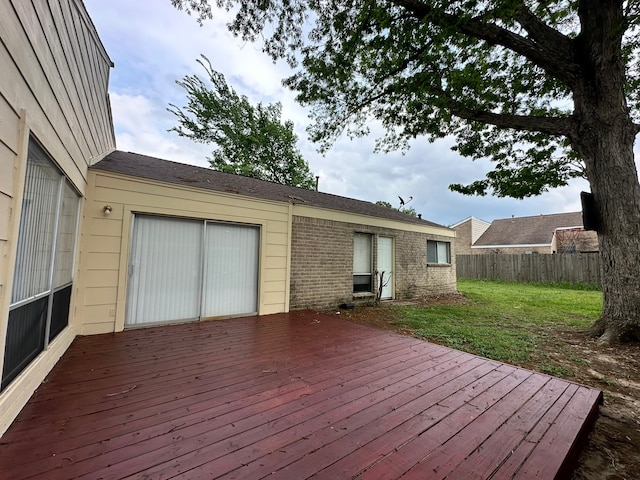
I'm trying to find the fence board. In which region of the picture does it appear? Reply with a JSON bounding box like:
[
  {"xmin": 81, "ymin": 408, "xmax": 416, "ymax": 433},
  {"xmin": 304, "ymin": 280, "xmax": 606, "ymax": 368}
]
[{"xmin": 457, "ymin": 254, "xmax": 601, "ymax": 286}]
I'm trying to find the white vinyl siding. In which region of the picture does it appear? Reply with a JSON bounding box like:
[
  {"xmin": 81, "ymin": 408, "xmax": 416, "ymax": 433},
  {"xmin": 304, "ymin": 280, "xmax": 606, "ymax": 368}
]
[
  {"xmin": 353, "ymin": 232, "xmax": 372, "ymax": 293},
  {"xmin": 427, "ymin": 240, "xmax": 451, "ymax": 264}
]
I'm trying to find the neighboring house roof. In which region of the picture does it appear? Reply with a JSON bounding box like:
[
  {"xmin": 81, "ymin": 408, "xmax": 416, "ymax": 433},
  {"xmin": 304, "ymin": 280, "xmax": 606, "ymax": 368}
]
[
  {"xmin": 449, "ymin": 216, "xmax": 490, "ymax": 229},
  {"xmin": 473, "ymin": 212, "xmax": 584, "ymax": 247},
  {"xmin": 91, "ymin": 151, "xmax": 447, "ymax": 229}
]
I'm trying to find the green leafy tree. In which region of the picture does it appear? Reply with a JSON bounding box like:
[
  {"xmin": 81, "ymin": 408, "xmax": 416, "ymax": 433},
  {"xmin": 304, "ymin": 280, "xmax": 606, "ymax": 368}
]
[
  {"xmin": 171, "ymin": 1, "xmax": 640, "ymax": 344},
  {"xmin": 375, "ymin": 200, "xmax": 419, "ymax": 217},
  {"xmin": 168, "ymin": 56, "xmax": 316, "ymax": 189}
]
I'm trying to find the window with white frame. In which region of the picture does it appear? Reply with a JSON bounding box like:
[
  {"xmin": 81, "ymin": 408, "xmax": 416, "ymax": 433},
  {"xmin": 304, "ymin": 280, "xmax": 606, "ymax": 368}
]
[
  {"xmin": 353, "ymin": 232, "xmax": 373, "ymax": 293},
  {"xmin": 427, "ymin": 240, "xmax": 451, "ymax": 264}
]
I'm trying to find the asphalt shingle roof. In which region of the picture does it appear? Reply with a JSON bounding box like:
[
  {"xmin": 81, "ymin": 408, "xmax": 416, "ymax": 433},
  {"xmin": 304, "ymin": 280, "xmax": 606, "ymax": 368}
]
[
  {"xmin": 473, "ymin": 212, "xmax": 584, "ymax": 246},
  {"xmin": 91, "ymin": 151, "xmax": 447, "ymax": 229}
]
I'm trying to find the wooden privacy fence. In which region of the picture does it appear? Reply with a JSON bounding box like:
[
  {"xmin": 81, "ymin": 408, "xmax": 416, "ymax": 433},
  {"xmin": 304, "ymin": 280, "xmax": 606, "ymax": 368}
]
[{"xmin": 456, "ymin": 253, "xmax": 601, "ymax": 286}]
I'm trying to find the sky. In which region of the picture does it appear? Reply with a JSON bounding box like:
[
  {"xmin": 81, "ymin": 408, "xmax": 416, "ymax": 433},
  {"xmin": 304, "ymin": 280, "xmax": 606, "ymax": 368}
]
[{"xmin": 83, "ymin": 0, "xmax": 598, "ymax": 227}]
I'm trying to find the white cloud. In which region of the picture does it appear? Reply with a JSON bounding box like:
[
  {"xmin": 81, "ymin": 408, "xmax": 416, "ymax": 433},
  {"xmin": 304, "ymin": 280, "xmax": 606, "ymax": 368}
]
[{"xmin": 85, "ymin": 0, "xmax": 606, "ymax": 227}]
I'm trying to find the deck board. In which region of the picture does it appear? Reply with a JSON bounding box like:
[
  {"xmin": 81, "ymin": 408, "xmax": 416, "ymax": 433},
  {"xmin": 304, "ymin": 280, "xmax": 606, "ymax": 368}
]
[{"xmin": 0, "ymin": 311, "xmax": 601, "ymax": 480}]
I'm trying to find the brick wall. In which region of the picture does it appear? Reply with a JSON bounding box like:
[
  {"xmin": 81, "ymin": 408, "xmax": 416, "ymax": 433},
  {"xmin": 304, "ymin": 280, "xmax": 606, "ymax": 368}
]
[
  {"xmin": 453, "ymin": 221, "xmax": 473, "ymax": 255},
  {"xmin": 290, "ymin": 216, "xmax": 457, "ymax": 310}
]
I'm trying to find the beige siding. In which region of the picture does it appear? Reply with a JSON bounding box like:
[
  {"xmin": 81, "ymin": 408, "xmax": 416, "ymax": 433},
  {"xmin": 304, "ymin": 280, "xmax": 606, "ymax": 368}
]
[
  {"xmin": 2, "ymin": 0, "xmax": 115, "ymax": 178},
  {"xmin": 0, "ymin": 0, "xmax": 114, "ymax": 437},
  {"xmin": 77, "ymin": 172, "xmax": 292, "ymax": 334}
]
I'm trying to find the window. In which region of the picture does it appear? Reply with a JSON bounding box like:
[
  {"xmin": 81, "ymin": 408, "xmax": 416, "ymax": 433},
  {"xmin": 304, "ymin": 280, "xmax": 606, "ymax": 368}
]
[
  {"xmin": 3, "ymin": 139, "xmax": 80, "ymax": 391},
  {"xmin": 427, "ymin": 240, "xmax": 451, "ymax": 264},
  {"xmin": 353, "ymin": 233, "xmax": 372, "ymax": 293}
]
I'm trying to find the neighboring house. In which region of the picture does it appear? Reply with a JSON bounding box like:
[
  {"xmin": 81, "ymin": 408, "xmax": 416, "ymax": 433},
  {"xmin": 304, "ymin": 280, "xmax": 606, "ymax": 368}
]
[
  {"xmin": 0, "ymin": 0, "xmax": 456, "ymax": 435},
  {"xmin": 471, "ymin": 212, "xmax": 599, "ymax": 254},
  {"xmin": 450, "ymin": 216, "xmax": 490, "ymax": 255}
]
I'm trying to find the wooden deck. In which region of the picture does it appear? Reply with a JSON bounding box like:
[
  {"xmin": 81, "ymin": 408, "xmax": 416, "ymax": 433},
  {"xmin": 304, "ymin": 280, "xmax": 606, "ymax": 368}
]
[{"xmin": 0, "ymin": 311, "xmax": 601, "ymax": 480}]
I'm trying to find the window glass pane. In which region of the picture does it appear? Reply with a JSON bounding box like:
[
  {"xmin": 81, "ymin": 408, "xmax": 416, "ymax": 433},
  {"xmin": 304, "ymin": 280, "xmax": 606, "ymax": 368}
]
[
  {"xmin": 353, "ymin": 233, "xmax": 372, "ymax": 273},
  {"xmin": 11, "ymin": 141, "xmax": 62, "ymax": 304},
  {"xmin": 427, "ymin": 240, "xmax": 450, "ymax": 264},
  {"xmin": 53, "ymin": 182, "xmax": 80, "ymax": 288},
  {"xmin": 437, "ymin": 242, "xmax": 450, "ymax": 263},
  {"xmin": 202, "ymin": 223, "xmax": 259, "ymax": 317},
  {"xmin": 427, "ymin": 240, "xmax": 437, "ymax": 263},
  {"xmin": 353, "ymin": 275, "xmax": 372, "ymax": 293},
  {"xmin": 126, "ymin": 216, "xmax": 202, "ymax": 326}
]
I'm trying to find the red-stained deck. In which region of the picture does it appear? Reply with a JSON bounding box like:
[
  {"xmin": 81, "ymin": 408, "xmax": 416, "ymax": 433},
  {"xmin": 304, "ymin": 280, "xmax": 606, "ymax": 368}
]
[{"xmin": 0, "ymin": 311, "xmax": 601, "ymax": 480}]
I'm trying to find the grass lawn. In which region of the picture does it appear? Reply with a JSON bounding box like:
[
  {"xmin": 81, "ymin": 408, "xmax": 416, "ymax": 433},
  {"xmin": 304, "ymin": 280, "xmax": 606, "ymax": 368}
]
[
  {"xmin": 391, "ymin": 279, "xmax": 603, "ymax": 376},
  {"xmin": 341, "ymin": 279, "xmax": 640, "ymax": 480}
]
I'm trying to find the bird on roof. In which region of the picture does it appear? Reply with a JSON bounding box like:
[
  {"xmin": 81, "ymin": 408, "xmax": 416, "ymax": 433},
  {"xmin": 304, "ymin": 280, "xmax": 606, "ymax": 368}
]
[{"xmin": 398, "ymin": 195, "xmax": 413, "ymax": 206}]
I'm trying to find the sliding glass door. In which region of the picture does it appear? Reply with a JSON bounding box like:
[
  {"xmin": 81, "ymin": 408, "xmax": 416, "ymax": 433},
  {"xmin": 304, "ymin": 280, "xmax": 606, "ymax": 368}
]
[{"xmin": 126, "ymin": 216, "xmax": 259, "ymax": 327}]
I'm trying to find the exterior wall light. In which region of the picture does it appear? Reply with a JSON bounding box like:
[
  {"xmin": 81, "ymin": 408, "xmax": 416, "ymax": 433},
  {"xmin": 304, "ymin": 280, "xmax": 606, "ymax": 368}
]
[{"xmin": 103, "ymin": 205, "xmax": 113, "ymax": 216}]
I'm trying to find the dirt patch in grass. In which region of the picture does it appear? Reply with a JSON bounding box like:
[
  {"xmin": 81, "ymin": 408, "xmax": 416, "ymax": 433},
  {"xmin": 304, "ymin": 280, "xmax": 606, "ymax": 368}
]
[{"xmin": 329, "ymin": 295, "xmax": 640, "ymax": 480}]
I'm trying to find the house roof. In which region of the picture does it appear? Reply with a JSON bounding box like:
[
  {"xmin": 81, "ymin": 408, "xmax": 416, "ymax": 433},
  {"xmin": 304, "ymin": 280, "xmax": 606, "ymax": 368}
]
[
  {"xmin": 449, "ymin": 216, "xmax": 491, "ymax": 228},
  {"xmin": 473, "ymin": 212, "xmax": 584, "ymax": 247},
  {"xmin": 91, "ymin": 151, "xmax": 447, "ymax": 229}
]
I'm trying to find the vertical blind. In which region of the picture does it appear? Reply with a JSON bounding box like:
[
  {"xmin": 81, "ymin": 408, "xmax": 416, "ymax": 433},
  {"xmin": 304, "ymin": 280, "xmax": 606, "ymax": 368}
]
[
  {"xmin": 4, "ymin": 139, "xmax": 81, "ymax": 390},
  {"xmin": 202, "ymin": 223, "xmax": 259, "ymax": 317},
  {"xmin": 126, "ymin": 216, "xmax": 202, "ymax": 325},
  {"xmin": 53, "ymin": 182, "xmax": 80, "ymax": 289},
  {"xmin": 126, "ymin": 216, "xmax": 260, "ymax": 326},
  {"xmin": 11, "ymin": 145, "xmax": 61, "ymax": 304}
]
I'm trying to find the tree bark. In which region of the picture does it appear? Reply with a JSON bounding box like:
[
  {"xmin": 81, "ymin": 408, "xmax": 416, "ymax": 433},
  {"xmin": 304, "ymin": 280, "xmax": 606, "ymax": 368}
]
[{"xmin": 572, "ymin": 0, "xmax": 640, "ymax": 343}]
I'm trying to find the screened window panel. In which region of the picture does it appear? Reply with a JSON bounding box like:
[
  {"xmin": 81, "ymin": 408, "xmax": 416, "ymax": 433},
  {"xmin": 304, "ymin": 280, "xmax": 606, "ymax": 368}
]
[
  {"xmin": 53, "ymin": 182, "xmax": 80, "ymax": 288},
  {"xmin": 126, "ymin": 216, "xmax": 202, "ymax": 325},
  {"xmin": 202, "ymin": 223, "xmax": 259, "ymax": 317},
  {"xmin": 11, "ymin": 141, "xmax": 62, "ymax": 304}
]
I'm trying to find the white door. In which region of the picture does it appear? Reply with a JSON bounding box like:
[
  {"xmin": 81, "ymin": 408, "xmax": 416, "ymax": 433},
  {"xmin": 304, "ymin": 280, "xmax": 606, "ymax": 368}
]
[
  {"xmin": 377, "ymin": 236, "xmax": 393, "ymax": 300},
  {"xmin": 126, "ymin": 216, "xmax": 202, "ymax": 326}
]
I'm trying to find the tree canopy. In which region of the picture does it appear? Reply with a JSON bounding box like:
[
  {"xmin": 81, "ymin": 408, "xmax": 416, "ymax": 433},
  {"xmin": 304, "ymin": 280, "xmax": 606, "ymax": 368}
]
[
  {"xmin": 168, "ymin": 55, "xmax": 316, "ymax": 189},
  {"xmin": 375, "ymin": 200, "xmax": 419, "ymax": 217},
  {"xmin": 170, "ymin": 1, "xmax": 640, "ymax": 344}
]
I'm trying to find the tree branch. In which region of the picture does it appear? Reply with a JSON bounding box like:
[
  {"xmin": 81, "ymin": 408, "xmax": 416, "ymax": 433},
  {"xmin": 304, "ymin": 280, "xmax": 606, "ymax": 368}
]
[
  {"xmin": 449, "ymin": 104, "xmax": 576, "ymax": 137},
  {"xmin": 392, "ymin": 0, "xmax": 580, "ymax": 86}
]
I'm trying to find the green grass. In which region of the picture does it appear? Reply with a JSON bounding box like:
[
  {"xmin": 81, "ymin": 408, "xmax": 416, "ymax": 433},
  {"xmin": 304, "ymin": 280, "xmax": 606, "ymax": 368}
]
[{"xmin": 391, "ymin": 279, "xmax": 602, "ymax": 369}]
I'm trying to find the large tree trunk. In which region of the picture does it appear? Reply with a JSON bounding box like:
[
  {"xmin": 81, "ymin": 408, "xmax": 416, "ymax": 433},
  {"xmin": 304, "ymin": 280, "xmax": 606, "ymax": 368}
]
[
  {"xmin": 581, "ymin": 123, "xmax": 640, "ymax": 344},
  {"xmin": 573, "ymin": 0, "xmax": 640, "ymax": 343}
]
